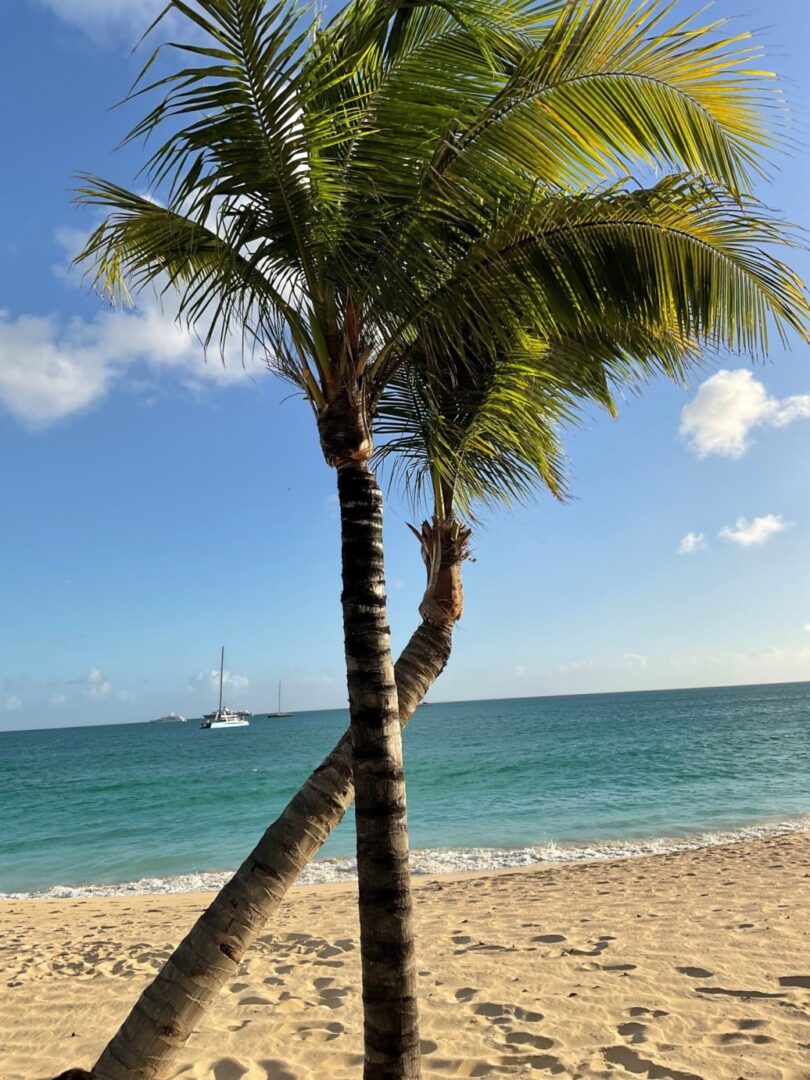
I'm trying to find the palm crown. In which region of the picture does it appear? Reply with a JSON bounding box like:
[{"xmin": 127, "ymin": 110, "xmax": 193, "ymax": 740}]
[{"xmin": 76, "ymin": 0, "xmax": 808, "ymax": 509}]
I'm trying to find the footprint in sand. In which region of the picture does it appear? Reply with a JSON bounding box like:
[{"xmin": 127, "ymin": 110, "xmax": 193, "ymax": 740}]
[
  {"xmin": 318, "ymin": 987, "xmax": 350, "ymax": 1009},
  {"xmin": 695, "ymin": 986, "xmax": 785, "ymax": 1000},
  {"xmin": 257, "ymin": 1059, "xmax": 297, "ymax": 1080},
  {"xmin": 317, "ymin": 945, "xmax": 344, "ymax": 959},
  {"xmin": 504, "ymin": 1031, "xmax": 554, "ymax": 1051},
  {"xmin": 455, "ymin": 987, "xmax": 477, "ymax": 1002},
  {"xmin": 705, "ymin": 1030, "xmax": 774, "ymax": 1046},
  {"xmin": 677, "ymin": 967, "xmax": 714, "ymax": 979},
  {"xmin": 212, "ymin": 1059, "xmax": 248, "ymax": 1080},
  {"xmin": 567, "ymin": 941, "xmax": 609, "ymax": 957},
  {"xmin": 628, "ymin": 1007, "xmax": 668, "ymax": 1019},
  {"xmin": 474, "ymin": 1003, "xmax": 544, "ymax": 1024},
  {"xmin": 603, "ymin": 1045, "xmax": 703, "ymax": 1080},
  {"xmin": 617, "ymin": 1021, "xmax": 647, "ymax": 1044},
  {"xmin": 420, "ymin": 1039, "xmax": 438, "ymax": 1054}
]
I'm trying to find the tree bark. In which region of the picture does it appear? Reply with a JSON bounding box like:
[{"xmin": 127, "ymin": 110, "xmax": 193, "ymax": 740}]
[
  {"xmin": 336, "ymin": 460, "xmax": 421, "ymax": 1080},
  {"xmin": 87, "ymin": 522, "xmax": 464, "ymax": 1080}
]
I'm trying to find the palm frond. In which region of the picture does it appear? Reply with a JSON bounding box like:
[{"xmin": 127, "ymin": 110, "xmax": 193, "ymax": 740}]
[{"xmin": 379, "ymin": 176, "xmax": 808, "ymax": 382}]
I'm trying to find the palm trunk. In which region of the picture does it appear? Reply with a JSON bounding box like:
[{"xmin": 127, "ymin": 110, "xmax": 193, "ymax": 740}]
[
  {"xmin": 337, "ymin": 460, "xmax": 420, "ymax": 1080},
  {"xmin": 84, "ymin": 520, "xmax": 466, "ymax": 1080}
]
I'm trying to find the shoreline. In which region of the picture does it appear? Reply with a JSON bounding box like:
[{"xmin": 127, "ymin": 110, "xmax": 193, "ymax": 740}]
[
  {"xmin": 3, "ymin": 828, "xmax": 809, "ymax": 1080},
  {"xmin": 4, "ymin": 813, "xmax": 809, "ymax": 901}
]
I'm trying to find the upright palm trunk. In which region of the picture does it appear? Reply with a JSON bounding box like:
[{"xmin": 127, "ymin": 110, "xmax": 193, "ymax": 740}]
[
  {"xmin": 83, "ymin": 520, "xmax": 466, "ymax": 1080},
  {"xmin": 337, "ymin": 460, "xmax": 421, "ymax": 1080}
]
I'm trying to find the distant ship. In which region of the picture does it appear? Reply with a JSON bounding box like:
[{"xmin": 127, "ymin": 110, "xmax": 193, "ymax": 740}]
[
  {"xmin": 150, "ymin": 713, "xmax": 186, "ymax": 724},
  {"xmin": 268, "ymin": 680, "xmax": 292, "ymax": 718},
  {"xmin": 200, "ymin": 647, "xmax": 251, "ymax": 729}
]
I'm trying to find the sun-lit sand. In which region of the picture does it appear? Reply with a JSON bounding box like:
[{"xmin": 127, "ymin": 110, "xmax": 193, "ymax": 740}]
[{"xmin": 2, "ymin": 831, "xmax": 809, "ymax": 1080}]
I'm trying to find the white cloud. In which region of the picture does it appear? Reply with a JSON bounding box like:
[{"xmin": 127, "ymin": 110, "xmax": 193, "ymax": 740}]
[
  {"xmin": 0, "ymin": 220, "xmax": 269, "ymax": 427},
  {"xmin": 623, "ymin": 652, "xmax": 648, "ymax": 670},
  {"xmin": 514, "ymin": 664, "xmax": 526, "ymax": 678},
  {"xmin": 190, "ymin": 670, "xmax": 250, "ymax": 694},
  {"xmin": 804, "ymin": 624, "xmax": 810, "ymax": 633},
  {"xmin": 555, "ymin": 659, "xmax": 594, "ymax": 674},
  {"xmin": 85, "ymin": 681, "xmax": 112, "ymax": 699},
  {"xmin": 680, "ymin": 369, "xmax": 810, "ymax": 459},
  {"xmin": 49, "ymin": 693, "xmax": 66, "ymax": 706},
  {"xmin": 719, "ymin": 514, "xmax": 791, "ymax": 548},
  {"xmin": 678, "ymin": 531, "xmax": 708, "ymax": 556},
  {"xmin": 0, "ymin": 298, "xmax": 264, "ymax": 427},
  {"xmin": 118, "ymin": 690, "xmax": 137, "ymax": 703},
  {"xmin": 4, "ymin": 696, "xmax": 23, "ymax": 712},
  {"xmin": 33, "ymin": 0, "xmax": 164, "ymax": 38},
  {"xmin": 80, "ymin": 668, "xmax": 112, "ymax": 699}
]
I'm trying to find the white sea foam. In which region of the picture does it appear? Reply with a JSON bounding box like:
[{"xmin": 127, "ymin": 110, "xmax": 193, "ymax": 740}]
[{"xmin": 3, "ymin": 815, "xmax": 808, "ymax": 900}]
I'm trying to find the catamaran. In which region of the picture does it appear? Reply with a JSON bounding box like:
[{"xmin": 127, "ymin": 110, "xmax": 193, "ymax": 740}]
[
  {"xmin": 268, "ymin": 680, "xmax": 292, "ymax": 718},
  {"xmin": 200, "ymin": 647, "xmax": 251, "ymax": 729}
]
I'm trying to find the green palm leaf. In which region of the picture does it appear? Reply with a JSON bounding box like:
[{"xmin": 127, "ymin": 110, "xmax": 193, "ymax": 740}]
[{"xmin": 74, "ymin": 0, "xmax": 809, "ymax": 488}]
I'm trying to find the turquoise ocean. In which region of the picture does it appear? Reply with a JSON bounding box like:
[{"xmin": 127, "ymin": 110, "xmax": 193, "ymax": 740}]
[{"xmin": 1, "ymin": 682, "xmax": 809, "ymax": 898}]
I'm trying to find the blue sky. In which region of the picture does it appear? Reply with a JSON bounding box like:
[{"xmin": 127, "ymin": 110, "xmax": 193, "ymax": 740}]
[{"xmin": 2, "ymin": 0, "xmax": 809, "ymax": 730}]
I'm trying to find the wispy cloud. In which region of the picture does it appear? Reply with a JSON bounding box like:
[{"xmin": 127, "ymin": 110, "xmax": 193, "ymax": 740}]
[
  {"xmin": 719, "ymin": 514, "xmax": 791, "ymax": 548},
  {"xmin": 4, "ymin": 696, "xmax": 23, "ymax": 712},
  {"xmin": 623, "ymin": 653, "xmax": 648, "ymax": 670},
  {"xmin": 0, "ymin": 226, "xmax": 268, "ymax": 428},
  {"xmin": 555, "ymin": 659, "xmax": 594, "ymax": 675},
  {"xmin": 49, "ymin": 693, "xmax": 66, "ymax": 706},
  {"xmin": 680, "ymin": 370, "xmax": 810, "ymax": 459},
  {"xmin": 0, "ymin": 301, "xmax": 264, "ymax": 428},
  {"xmin": 32, "ymin": 0, "xmax": 165, "ymax": 39},
  {"xmin": 118, "ymin": 690, "xmax": 137, "ymax": 703},
  {"xmin": 83, "ymin": 668, "xmax": 112, "ymax": 699},
  {"xmin": 678, "ymin": 531, "xmax": 708, "ymax": 556},
  {"xmin": 189, "ymin": 670, "xmax": 250, "ymax": 694}
]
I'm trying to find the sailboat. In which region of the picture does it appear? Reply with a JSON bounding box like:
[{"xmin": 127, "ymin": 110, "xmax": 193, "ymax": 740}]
[
  {"xmin": 200, "ymin": 647, "xmax": 251, "ymax": 729},
  {"xmin": 268, "ymin": 680, "xmax": 292, "ymax": 718}
]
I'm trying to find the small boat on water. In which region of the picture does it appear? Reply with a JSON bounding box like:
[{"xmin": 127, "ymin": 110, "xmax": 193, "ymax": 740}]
[
  {"xmin": 150, "ymin": 713, "xmax": 186, "ymax": 724},
  {"xmin": 267, "ymin": 680, "xmax": 292, "ymax": 718},
  {"xmin": 200, "ymin": 648, "xmax": 251, "ymax": 729}
]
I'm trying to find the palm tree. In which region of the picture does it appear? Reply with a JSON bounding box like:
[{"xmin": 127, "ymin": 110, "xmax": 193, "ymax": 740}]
[
  {"xmin": 86, "ymin": 319, "xmax": 692, "ymax": 1080},
  {"xmin": 73, "ymin": 1, "xmax": 808, "ymax": 1076}
]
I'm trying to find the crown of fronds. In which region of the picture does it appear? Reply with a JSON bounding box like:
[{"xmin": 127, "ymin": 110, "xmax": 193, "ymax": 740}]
[{"xmin": 75, "ymin": 0, "xmax": 809, "ymax": 515}]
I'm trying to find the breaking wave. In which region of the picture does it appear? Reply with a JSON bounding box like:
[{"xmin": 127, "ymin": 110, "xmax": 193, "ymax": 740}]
[{"xmin": 4, "ymin": 814, "xmax": 808, "ymax": 900}]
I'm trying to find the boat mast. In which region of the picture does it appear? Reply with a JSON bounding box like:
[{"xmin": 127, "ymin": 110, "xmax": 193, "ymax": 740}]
[{"xmin": 218, "ymin": 646, "xmax": 225, "ymax": 715}]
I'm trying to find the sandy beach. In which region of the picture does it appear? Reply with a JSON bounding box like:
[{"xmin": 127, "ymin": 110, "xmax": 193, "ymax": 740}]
[{"xmin": 2, "ymin": 830, "xmax": 809, "ymax": 1080}]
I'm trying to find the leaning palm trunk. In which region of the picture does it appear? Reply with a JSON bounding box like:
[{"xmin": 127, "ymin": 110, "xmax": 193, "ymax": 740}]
[
  {"xmin": 336, "ymin": 458, "xmax": 420, "ymax": 1080},
  {"xmin": 86, "ymin": 520, "xmax": 467, "ymax": 1080}
]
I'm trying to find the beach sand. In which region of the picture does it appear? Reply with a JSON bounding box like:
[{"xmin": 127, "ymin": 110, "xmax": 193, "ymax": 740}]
[{"xmin": 2, "ymin": 831, "xmax": 809, "ymax": 1080}]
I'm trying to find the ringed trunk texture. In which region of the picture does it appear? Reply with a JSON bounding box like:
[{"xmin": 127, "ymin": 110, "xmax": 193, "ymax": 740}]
[
  {"xmin": 337, "ymin": 460, "xmax": 423, "ymax": 1080},
  {"xmin": 89, "ymin": 620, "xmax": 452, "ymax": 1080}
]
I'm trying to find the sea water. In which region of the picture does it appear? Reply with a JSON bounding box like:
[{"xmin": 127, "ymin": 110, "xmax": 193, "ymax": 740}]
[{"xmin": 1, "ymin": 682, "xmax": 809, "ymax": 897}]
